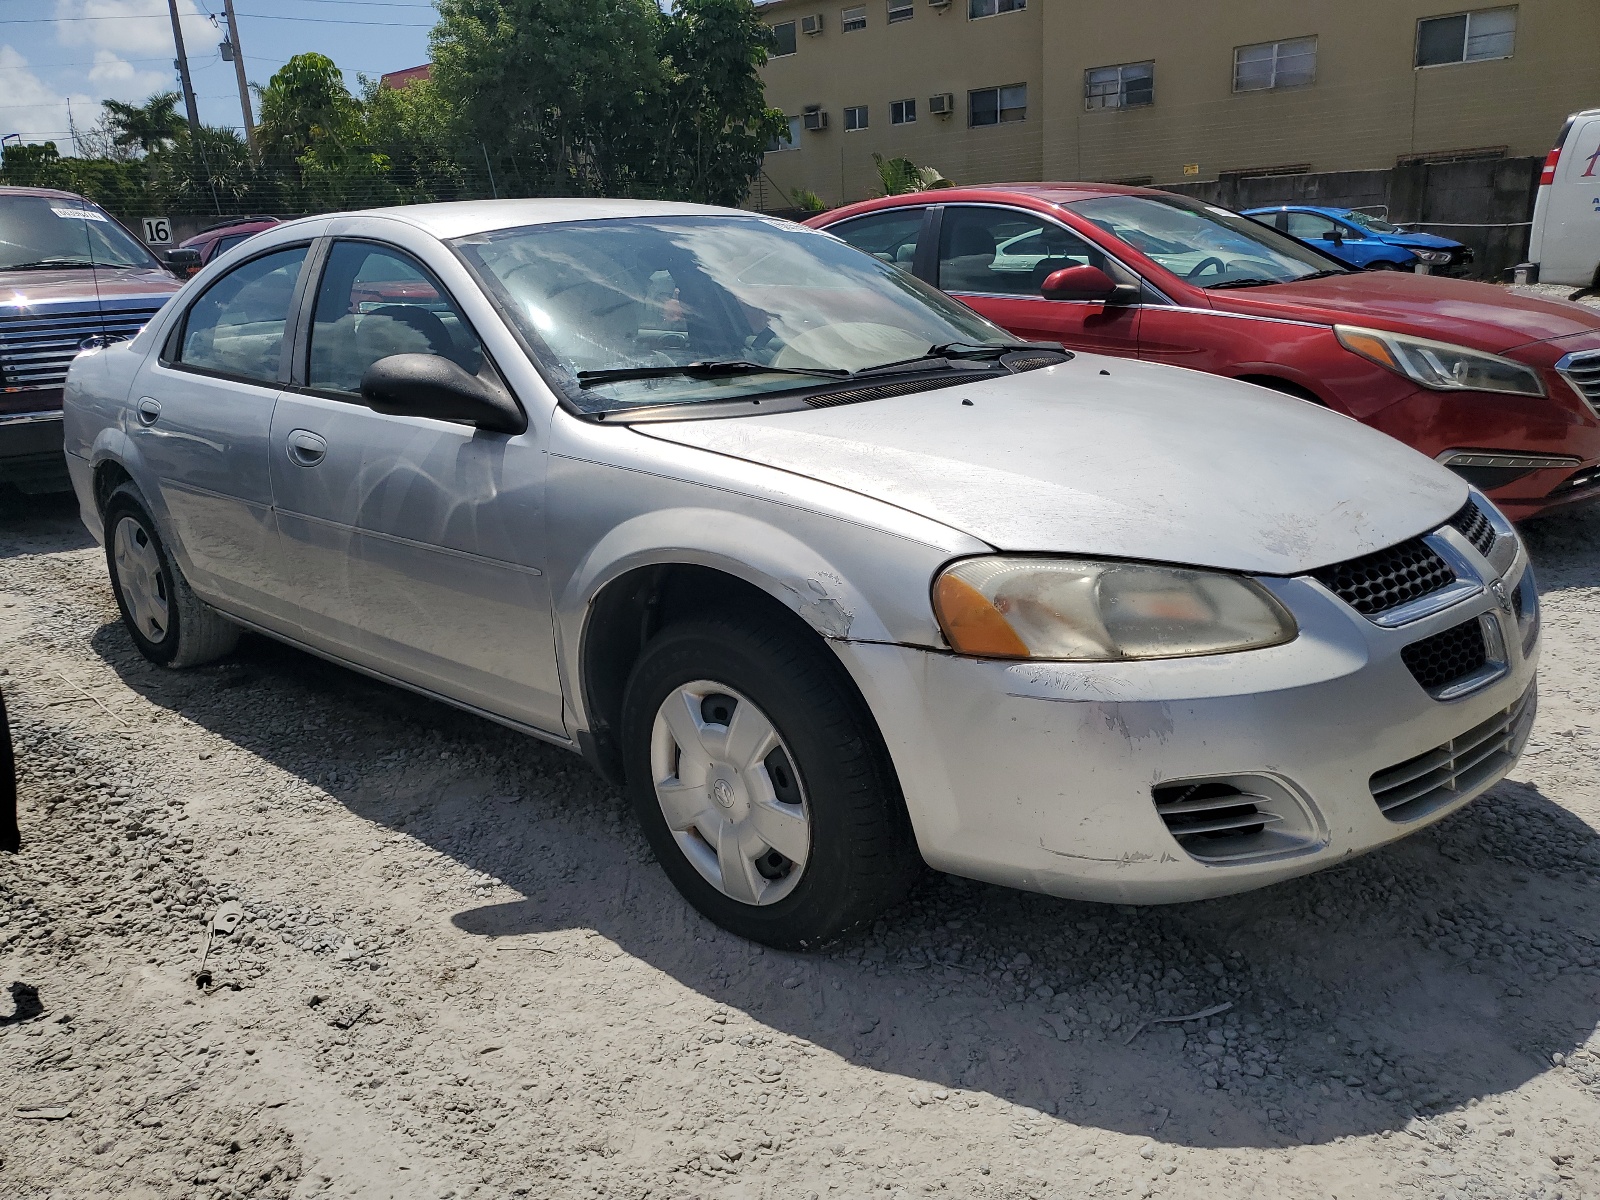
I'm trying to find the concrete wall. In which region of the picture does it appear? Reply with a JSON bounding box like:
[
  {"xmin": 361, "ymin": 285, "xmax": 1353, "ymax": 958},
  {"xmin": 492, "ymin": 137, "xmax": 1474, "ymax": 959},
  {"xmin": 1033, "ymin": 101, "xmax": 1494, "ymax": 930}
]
[{"xmin": 1163, "ymin": 156, "xmax": 1541, "ymax": 280}]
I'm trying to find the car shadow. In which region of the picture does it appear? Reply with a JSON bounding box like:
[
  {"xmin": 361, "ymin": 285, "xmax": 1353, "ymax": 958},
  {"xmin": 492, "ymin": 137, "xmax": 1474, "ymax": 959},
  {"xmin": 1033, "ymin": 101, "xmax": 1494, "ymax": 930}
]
[
  {"xmin": 89, "ymin": 615, "xmax": 1600, "ymax": 1152},
  {"xmin": 0, "ymin": 488, "xmax": 91, "ymax": 558},
  {"xmin": 1522, "ymin": 499, "xmax": 1600, "ymax": 589}
]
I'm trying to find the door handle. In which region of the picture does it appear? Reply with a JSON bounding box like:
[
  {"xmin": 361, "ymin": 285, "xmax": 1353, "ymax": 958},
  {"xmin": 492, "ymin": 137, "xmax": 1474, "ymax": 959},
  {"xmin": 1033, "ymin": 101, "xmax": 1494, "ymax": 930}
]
[
  {"xmin": 286, "ymin": 429, "xmax": 327, "ymax": 467},
  {"xmin": 136, "ymin": 397, "xmax": 161, "ymax": 426}
]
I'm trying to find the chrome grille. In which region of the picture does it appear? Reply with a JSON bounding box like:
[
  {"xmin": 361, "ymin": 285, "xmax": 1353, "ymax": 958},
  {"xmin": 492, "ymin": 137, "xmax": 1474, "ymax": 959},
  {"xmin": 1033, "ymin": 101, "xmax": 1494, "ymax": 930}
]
[
  {"xmin": 1369, "ymin": 684, "xmax": 1536, "ymax": 821},
  {"xmin": 1311, "ymin": 538, "xmax": 1456, "ymax": 617},
  {"xmin": 1557, "ymin": 350, "xmax": 1600, "ymax": 418},
  {"xmin": 1151, "ymin": 774, "xmax": 1325, "ymax": 863},
  {"xmin": 1401, "ymin": 617, "xmax": 1487, "ymax": 692},
  {"xmin": 1446, "ymin": 498, "xmax": 1496, "ymax": 557},
  {"xmin": 0, "ymin": 302, "xmax": 165, "ymax": 392},
  {"xmin": 1153, "ymin": 781, "xmax": 1277, "ymax": 844}
]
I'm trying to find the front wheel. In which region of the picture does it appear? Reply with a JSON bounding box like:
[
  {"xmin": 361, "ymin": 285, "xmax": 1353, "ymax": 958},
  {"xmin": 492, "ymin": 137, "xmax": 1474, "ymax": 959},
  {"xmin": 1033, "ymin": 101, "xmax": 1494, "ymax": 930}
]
[
  {"xmin": 103, "ymin": 483, "xmax": 239, "ymax": 668},
  {"xmin": 1367, "ymin": 260, "xmax": 1407, "ymax": 271},
  {"xmin": 621, "ymin": 612, "xmax": 919, "ymax": 948}
]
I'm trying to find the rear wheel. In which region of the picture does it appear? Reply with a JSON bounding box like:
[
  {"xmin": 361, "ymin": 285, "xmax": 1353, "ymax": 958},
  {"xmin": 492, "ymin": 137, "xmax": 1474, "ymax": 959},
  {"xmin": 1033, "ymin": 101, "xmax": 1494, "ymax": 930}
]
[
  {"xmin": 103, "ymin": 483, "xmax": 239, "ymax": 668},
  {"xmin": 621, "ymin": 612, "xmax": 919, "ymax": 948}
]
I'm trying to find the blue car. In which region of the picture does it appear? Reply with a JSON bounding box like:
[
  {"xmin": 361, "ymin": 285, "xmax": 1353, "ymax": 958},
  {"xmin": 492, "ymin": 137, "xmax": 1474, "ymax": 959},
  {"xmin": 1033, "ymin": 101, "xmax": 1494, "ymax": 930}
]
[{"xmin": 1241, "ymin": 204, "xmax": 1472, "ymax": 272}]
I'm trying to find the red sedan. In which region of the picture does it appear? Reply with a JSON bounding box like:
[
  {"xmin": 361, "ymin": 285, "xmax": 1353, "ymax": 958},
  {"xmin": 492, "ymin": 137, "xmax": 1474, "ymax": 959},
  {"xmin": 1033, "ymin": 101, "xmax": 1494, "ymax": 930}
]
[{"xmin": 810, "ymin": 184, "xmax": 1600, "ymax": 520}]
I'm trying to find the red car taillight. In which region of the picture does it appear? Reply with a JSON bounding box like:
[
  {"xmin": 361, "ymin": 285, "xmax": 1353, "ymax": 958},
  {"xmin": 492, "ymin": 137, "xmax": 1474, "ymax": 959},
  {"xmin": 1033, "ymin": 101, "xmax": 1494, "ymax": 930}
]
[{"xmin": 1539, "ymin": 147, "xmax": 1560, "ymax": 187}]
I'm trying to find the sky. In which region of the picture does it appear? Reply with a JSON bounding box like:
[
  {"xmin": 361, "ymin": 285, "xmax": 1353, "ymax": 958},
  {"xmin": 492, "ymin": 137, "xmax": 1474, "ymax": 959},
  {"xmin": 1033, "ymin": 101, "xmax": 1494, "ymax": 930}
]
[{"xmin": 0, "ymin": 0, "xmax": 437, "ymax": 153}]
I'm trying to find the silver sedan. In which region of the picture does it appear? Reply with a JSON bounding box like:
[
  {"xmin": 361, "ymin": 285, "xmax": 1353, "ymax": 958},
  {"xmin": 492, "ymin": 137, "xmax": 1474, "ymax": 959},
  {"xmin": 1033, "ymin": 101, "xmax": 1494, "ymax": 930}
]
[{"xmin": 62, "ymin": 200, "xmax": 1539, "ymax": 947}]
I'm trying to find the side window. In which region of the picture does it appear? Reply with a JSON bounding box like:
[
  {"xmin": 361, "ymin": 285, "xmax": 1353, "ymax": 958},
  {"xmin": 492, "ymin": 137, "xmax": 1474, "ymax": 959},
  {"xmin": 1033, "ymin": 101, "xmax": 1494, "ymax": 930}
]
[
  {"xmin": 938, "ymin": 207, "xmax": 1104, "ymax": 297},
  {"xmin": 829, "ymin": 209, "xmax": 926, "ymax": 272},
  {"xmin": 211, "ymin": 233, "xmax": 251, "ymax": 259},
  {"xmin": 307, "ymin": 241, "xmax": 486, "ymax": 396},
  {"xmin": 1284, "ymin": 212, "xmax": 1338, "ymax": 240},
  {"xmin": 176, "ymin": 246, "xmax": 307, "ymax": 384}
]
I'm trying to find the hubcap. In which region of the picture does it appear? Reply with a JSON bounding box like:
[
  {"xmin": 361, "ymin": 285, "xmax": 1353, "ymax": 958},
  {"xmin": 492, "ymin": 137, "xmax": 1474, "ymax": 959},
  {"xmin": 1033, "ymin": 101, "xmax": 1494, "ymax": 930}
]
[
  {"xmin": 649, "ymin": 680, "xmax": 811, "ymax": 906},
  {"xmin": 113, "ymin": 515, "xmax": 170, "ymax": 643}
]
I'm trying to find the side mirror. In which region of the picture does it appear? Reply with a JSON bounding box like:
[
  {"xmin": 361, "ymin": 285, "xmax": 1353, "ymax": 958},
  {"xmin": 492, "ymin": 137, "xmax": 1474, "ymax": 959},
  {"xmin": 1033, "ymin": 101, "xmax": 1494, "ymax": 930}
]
[
  {"xmin": 165, "ymin": 247, "xmax": 202, "ymax": 278},
  {"xmin": 359, "ymin": 354, "xmax": 527, "ymax": 435},
  {"xmin": 1040, "ymin": 264, "xmax": 1138, "ymax": 305},
  {"xmin": 1328, "ymin": 229, "xmax": 1344, "ymax": 245}
]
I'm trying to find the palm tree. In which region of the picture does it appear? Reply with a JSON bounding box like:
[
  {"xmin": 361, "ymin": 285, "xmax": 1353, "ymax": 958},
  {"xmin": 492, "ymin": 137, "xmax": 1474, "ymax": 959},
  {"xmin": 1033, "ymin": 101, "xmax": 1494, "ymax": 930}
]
[
  {"xmin": 872, "ymin": 153, "xmax": 953, "ymax": 196},
  {"xmin": 102, "ymin": 93, "xmax": 187, "ymax": 155}
]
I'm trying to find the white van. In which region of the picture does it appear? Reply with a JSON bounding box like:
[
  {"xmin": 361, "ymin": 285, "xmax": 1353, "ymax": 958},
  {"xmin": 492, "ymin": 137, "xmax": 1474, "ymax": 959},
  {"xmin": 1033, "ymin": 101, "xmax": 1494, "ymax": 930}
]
[{"xmin": 1527, "ymin": 108, "xmax": 1600, "ymax": 289}]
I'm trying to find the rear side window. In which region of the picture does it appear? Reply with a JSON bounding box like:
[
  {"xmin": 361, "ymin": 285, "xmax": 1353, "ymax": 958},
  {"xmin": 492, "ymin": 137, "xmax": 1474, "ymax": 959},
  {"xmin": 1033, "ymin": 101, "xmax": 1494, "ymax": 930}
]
[
  {"xmin": 938, "ymin": 206, "xmax": 1104, "ymax": 297},
  {"xmin": 176, "ymin": 247, "xmax": 307, "ymax": 384},
  {"xmin": 307, "ymin": 241, "xmax": 485, "ymax": 396},
  {"xmin": 1284, "ymin": 212, "xmax": 1339, "ymax": 239},
  {"xmin": 828, "ymin": 208, "xmax": 926, "ymax": 272}
]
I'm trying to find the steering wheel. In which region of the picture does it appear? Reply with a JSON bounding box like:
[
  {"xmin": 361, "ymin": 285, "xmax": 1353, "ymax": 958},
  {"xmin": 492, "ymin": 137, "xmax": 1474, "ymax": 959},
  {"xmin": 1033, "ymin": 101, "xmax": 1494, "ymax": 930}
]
[
  {"xmin": 748, "ymin": 325, "xmax": 780, "ymax": 360},
  {"xmin": 1186, "ymin": 256, "xmax": 1227, "ymax": 281}
]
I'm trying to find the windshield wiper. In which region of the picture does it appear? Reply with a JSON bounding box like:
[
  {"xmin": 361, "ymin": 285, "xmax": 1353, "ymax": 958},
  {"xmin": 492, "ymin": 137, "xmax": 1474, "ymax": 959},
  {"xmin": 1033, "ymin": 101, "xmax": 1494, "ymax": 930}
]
[
  {"xmin": 852, "ymin": 341, "xmax": 1056, "ymax": 377},
  {"xmin": 4, "ymin": 258, "xmax": 100, "ymax": 270},
  {"xmin": 1203, "ymin": 277, "xmax": 1281, "ymax": 290},
  {"xmin": 576, "ymin": 360, "xmax": 850, "ymax": 388}
]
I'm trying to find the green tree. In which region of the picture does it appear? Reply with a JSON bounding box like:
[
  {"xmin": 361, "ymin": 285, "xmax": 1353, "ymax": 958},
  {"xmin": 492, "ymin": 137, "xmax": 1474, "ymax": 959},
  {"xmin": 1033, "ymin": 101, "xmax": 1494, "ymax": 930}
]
[
  {"xmin": 871, "ymin": 153, "xmax": 953, "ymax": 197},
  {"xmin": 258, "ymin": 53, "xmax": 393, "ymax": 209},
  {"xmin": 657, "ymin": 0, "xmax": 786, "ymax": 205},
  {"xmin": 360, "ymin": 76, "xmax": 470, "ymax": 201},
  {"xmin": 430, "ymin": 0, "xmax": 665, "ymax": 196},
  {"xmin": 101, "ymin": 92, "xmax": 186, "ymax": 155}
]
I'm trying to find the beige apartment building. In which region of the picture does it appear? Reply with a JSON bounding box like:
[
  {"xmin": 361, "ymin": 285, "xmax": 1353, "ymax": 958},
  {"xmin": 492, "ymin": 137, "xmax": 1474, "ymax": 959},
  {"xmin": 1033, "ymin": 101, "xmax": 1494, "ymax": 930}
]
[{"xmin": 751, "ymin": 0, "xmax": 1600, "ymax": 210}]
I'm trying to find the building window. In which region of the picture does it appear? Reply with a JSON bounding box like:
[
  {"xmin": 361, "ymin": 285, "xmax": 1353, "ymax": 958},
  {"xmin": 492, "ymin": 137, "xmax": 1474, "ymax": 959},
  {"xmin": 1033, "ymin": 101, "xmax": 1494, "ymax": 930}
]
[
  {"xmin": 887, "ymin": 0, "xmax": 913, "ymax": 22},
  {"xmin": 1416, "ymin": 8, "xmax": 1516, "ymax": 66},
  {"xmin": 844, "ymin": 104, "xmax": 869, "ymax": 131},
  {"xmin": 891, "ymin": 98, "xmax": 917, "ymax": 124},
  {"xmin": 766, "ymin": 115, "xmax": 804, "ymax": 151},
  {"xmin": 1233, "ymin": 36, "xmax": 1317, "ymax": 92},
  {"xmin": 969, "ymin": 84, "xmax": 1026, "ymax": 127},
  {"xmin": 969, "ymin": 0, "xmax": 1025, "ymax": 18},
  {"xmin": 770, "ymin": 21, "xmax": 797, "ymax": 57},
  {"xmin": 842, "ymin": 5, "xmax": 867, "ymax": 32},
  {"xmin": 1085, "ymin": 62, "xmax": 1154, "ymax": 110}
]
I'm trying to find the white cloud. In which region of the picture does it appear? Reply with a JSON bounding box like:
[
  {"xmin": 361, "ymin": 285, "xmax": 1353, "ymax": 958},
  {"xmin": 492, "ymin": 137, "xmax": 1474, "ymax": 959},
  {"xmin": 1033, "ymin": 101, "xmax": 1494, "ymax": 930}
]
[
  {"xmin": 54, "ymin": 0, "xmax": 216, "ymax": 60},
  {"xmin": 0, "ymin": 44, "xmax": 96, "ymax": 150},
  {"xmin": 87, "ymin": 48, "xmax": 169, "ymax": 98}
]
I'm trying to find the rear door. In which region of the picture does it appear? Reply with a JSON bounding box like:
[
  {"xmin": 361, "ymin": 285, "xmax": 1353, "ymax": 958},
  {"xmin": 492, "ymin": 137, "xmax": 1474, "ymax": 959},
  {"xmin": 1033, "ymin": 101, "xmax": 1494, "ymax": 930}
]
[
  {"xmin": 1283, "ymin": 211, "xmax": 1366, "ymax": 267},
  {"xmin": 127, "ymin": 243, "xmax": 310, "ymax": 633},
  {"xmin": 1539, "ymin": 113, "xmax": 1600, "ymax": 287},
  {"xmin": 933, "ymin": 205, "xmax": 1140, "ymax": 354}
]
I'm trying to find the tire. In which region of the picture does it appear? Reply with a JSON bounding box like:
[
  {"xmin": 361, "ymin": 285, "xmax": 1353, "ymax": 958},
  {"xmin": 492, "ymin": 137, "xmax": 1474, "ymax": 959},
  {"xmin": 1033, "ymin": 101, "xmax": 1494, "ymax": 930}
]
[
  {"xmin": 1367, "ymin": 261, "xmax": 1406, "ymax": 271},
  {"xmin": 621, "ymin": 611, "xmax": 920, "ymax": 948},
  {"xmin": 103, "ymin": 483, "xmax": 239, "ymax": 668}
]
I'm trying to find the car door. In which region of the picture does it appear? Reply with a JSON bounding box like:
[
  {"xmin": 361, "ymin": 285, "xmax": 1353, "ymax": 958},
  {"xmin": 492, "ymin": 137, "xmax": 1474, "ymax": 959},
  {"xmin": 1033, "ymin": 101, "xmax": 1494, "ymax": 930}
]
[
  {"xmin": 126, "ymin": 243, "xmax": 309, "ymax": 632},
  {"xmin": 1283, "ymin": 211, "xmax": 1366, "ymax": 267},
  {"xmin": 826, "ymin": 206, "xmax": 934, "ymax": 278},
  {"xmin": 933, "ymin": 205, "xmax": 1141, "ymax": 355},
  {"xmin": 268, "ymin": 236, "xmax": 563, "ymax": 732}
]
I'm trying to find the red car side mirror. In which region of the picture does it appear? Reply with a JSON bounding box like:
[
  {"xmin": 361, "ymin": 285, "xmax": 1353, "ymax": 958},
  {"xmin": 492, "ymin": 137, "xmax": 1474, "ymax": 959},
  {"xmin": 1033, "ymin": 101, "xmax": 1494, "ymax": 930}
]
[{"xmin": 1041, "ymin": 264, "xmax": 1122, "ymax": 302}]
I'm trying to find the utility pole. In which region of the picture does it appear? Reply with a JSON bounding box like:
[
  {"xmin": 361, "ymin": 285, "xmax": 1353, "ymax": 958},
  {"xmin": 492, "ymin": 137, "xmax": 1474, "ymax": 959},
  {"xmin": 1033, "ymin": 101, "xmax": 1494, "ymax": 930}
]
[
  {"xmin": 220, "ymin": 0, "xmax": 258, "ymax": 160},
  {"xmin": 166, "ymin": 0, "xmax": 202, "ymax": 143}
]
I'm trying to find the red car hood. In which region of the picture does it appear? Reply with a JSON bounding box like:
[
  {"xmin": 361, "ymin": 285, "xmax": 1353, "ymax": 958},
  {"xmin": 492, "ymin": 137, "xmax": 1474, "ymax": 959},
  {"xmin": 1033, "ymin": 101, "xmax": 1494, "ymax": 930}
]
[
  {"xmin": 0, "ymin": 265, "xmax": 181, "ymax": 304},
  {"xmin": 1212, "ymin": 273, "xmax": 1600, "ymax": 354}
]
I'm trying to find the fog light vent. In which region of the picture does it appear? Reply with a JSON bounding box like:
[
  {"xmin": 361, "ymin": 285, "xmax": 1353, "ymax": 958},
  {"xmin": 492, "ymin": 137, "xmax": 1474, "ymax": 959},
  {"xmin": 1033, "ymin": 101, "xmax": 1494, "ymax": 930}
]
[{"xmin": 1151, "ymin": 774, "xmax": 1325, "ymax": 864}]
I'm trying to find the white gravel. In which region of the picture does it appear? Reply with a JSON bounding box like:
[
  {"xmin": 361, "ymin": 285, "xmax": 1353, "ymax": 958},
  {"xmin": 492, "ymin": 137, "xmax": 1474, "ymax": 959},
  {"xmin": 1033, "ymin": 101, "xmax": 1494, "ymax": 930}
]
[{"xmin": 3, "ymin": 488, "xmax": 1600, "ymax": 1200}]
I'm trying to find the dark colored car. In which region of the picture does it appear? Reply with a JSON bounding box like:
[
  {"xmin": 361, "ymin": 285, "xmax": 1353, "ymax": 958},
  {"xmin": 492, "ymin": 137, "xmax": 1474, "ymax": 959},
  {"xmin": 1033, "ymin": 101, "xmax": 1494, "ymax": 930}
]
[
  {"xmin": 0, "ymin": 187, "xmax": 181, "ymax": 492},
  {"xmin": 1242, "ymin": 205, "xmax": 1473, "ymax": 273},
  {"xmin": 166, "ymin": 216, "xmax": 280, "ymax": 279},
  {"xmin": 812, "ymin": 183, "xmax": 1600, "ymax": 520}
]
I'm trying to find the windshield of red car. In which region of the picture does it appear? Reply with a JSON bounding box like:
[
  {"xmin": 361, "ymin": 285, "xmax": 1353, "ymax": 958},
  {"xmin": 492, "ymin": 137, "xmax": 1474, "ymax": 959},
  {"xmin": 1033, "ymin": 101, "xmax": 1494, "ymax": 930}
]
[
  {"xmin": 0, "ymin": 195, "xmax": 161, "ymax": 271},
  {"xmin": 453, "ymin": 215, "xmax": 1014, "ymax": 412},
  {"xmin": 1070, "ymin": 194, "xmax": 1348, "ymax": 288}
]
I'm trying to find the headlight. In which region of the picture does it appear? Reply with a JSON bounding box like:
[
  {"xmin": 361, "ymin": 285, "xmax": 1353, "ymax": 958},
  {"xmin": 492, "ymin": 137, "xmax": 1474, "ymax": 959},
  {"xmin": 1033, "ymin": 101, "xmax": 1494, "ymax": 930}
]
[
  {"xmin": 1414, "ymin": 249, "xmax": 1453, "ymax": 265},
  {"xmin": 931, "ymin": 557, "xmax": 1297, "ymax": 662},
  {"xmin": 1335, "ymin": 325, "xmax": 1545, "ymax": 397}
]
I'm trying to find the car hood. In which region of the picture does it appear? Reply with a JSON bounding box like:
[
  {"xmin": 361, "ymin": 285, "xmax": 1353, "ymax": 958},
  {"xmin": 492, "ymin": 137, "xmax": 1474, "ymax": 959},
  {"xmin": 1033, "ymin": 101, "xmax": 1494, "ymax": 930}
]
[
  {"xmin": 0, "ymin": 264, "xmax": 181, "ymax": 303},
  {"xmin": 635, "ymin": 356, "xmax": 1466, "ymax": 576},
  {"xmin": 1378, "ymin": 231, "xmax": 1462, "ymax": 249},
  {"xmin": 1212, "ymin": 272, "xmax": 1600, "ymax": 353}
]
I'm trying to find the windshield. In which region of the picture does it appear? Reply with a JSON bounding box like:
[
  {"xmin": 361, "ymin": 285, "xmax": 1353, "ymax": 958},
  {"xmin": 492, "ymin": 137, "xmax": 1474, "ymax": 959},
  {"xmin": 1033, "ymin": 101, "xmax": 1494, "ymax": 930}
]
[
  {"xmin": 1070, "ymin": 194, "xmax": 1346, "ymax": 288},
  {"xmin": 452, "ymin": 215, "xmax": 1012, "ymax": 412},
  {"xmin": 0, "ymin": 195, "xmax": 161, "ymax": 270},
  {"xmin": 1342, "ymin": 210, "xmax": 1399, "ymax": 234}
]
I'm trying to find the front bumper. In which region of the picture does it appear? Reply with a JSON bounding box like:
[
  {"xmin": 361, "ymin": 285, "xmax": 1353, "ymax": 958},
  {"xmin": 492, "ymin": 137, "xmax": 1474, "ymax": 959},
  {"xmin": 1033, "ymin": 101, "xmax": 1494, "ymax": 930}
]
[
  {"xmin": 834, "ymin": 540, "xmax": 1538, "ymax": 904},
  {"xmin": 0, "ymin": 410, "xmax": 68, "ymax": 492}
]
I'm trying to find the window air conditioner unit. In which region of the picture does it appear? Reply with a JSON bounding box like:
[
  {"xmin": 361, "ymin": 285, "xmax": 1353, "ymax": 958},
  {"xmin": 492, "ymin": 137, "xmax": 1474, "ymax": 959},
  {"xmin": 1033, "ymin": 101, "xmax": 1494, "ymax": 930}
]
[
  {"xmin": 803, "ymin": 106, "xmax": 829, "ymax": 131},
  {"xmin": 928, "ymin": 93, "xmax": 955, "ymax": 117},
  {"xmin": 800, "ymin": 13, "xmax": 824, "ymax": 34}
]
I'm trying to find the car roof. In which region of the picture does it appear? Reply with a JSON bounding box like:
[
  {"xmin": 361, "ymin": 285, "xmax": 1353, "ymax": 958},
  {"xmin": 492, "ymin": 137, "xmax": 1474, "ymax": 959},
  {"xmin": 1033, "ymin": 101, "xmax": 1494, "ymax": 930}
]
[
  {"xmin": 0, "ymin": 185, "xmax": 87, "ymax": 201},
  {"xmin": 1242, "ymin": 204, "xmax": 1358, "ymax": 217},
  {"xmin": 279, "ymin": 198, "xmax": 754, "ymax": 241}
]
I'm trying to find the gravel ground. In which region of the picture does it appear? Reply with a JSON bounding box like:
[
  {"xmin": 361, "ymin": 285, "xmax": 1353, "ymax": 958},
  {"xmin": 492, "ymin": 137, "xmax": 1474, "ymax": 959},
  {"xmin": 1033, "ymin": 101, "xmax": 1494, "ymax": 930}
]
[{"xmin": 2, "ymin": 483, "xmax": 1600, "ymax": 1200}]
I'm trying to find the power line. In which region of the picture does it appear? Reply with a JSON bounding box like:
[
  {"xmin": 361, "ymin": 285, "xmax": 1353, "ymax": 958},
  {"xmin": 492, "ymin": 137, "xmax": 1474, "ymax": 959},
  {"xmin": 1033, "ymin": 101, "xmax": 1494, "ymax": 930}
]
[{"xmin": 0, "ymin": 12, "xmax": 435, "ymax": 25}]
